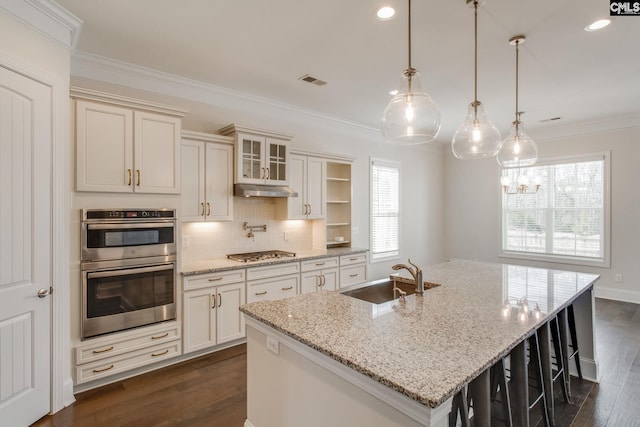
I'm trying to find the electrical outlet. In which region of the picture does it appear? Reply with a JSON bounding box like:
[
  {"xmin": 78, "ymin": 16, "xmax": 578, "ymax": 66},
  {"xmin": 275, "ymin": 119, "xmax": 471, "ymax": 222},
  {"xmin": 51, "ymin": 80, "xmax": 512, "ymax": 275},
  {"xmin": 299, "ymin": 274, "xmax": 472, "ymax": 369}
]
[
  {"xmin": 182, "ymin": 235, "xmax": 190, "ymax": 248},
  {"xmin": 283, "ymin": 231, "xmax": 289, "ymax": 241},
  {"xmin": 352, "ymin": 226, "xmax": 359, "ymax": 235},
  {"xmin": 266, "ymin": 336, "xmax": 279, "ymax": 354},
  {"xmin": 615, "ymin": 273, "xmax": 623, "ymax": 284}
]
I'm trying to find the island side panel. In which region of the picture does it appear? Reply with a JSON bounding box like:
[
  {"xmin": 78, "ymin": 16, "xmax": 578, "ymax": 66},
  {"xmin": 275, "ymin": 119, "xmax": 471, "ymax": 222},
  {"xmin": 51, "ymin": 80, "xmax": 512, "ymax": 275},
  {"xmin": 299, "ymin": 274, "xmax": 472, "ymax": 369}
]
[
  {"xmin": 573, "ymin": 288, "xmax": 599, "ymax": 381},
  {"xmin": 245, "ymin": 325, "xmax": 445, "ymax": 427}
]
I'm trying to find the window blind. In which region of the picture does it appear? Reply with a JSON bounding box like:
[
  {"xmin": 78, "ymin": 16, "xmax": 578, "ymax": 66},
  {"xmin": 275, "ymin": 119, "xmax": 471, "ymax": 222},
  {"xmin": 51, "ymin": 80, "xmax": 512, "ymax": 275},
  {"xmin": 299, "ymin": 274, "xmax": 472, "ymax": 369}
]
[{"xmin": 371, "ymin": 159, "xmax": 400, "ymax": 260}]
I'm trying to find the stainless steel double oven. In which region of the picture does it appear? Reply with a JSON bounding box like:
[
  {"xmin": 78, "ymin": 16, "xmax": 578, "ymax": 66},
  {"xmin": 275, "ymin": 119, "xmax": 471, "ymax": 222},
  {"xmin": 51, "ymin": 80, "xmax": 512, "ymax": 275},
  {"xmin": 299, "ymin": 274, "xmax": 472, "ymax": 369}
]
[{"xmin": 80, "ymin": 209, "xmax": 177, "ymax": 340}]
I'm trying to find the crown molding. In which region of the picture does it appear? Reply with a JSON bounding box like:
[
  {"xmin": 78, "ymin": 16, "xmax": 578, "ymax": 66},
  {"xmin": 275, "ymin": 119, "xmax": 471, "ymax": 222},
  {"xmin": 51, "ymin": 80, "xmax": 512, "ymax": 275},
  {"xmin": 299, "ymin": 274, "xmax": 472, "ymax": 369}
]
[
  {"xmin": 0, "ymin": 0, "xmax": 82, "ymax": 48},
  {"xmin": 70, "ymin": 50, "xmax": 383, "ymax": 139},
  {"xmin": 529, "ymin": 112, "xmax": 640, "ymax": 141}
]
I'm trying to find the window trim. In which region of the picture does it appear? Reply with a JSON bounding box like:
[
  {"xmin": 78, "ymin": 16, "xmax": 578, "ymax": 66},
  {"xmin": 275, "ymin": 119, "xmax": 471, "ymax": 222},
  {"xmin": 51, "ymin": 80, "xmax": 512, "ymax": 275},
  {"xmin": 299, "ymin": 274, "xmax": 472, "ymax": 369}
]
[
  {"xmin": 370, "ymin": 157, "xmax": 401, "ymax": 263},
  {"xmin": 499, "ymin": 151, "xmax": 611, "ymax": 268}
]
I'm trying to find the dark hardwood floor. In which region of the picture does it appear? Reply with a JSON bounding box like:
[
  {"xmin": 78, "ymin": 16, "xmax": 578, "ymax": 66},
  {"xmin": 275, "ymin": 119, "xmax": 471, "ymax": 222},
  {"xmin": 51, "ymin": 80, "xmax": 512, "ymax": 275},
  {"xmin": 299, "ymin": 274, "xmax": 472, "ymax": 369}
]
[{"xmin": 33, "ymin": 298, "xmax": 640, "ymax": 427}]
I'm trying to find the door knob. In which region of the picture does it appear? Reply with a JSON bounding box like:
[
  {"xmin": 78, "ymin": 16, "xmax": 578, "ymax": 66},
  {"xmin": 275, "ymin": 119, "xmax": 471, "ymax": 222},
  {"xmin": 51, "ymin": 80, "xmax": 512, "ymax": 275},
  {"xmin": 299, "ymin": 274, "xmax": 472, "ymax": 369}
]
[{"xmin": 37, "ymin": 288, "xmax": 50, "ymax": 298}]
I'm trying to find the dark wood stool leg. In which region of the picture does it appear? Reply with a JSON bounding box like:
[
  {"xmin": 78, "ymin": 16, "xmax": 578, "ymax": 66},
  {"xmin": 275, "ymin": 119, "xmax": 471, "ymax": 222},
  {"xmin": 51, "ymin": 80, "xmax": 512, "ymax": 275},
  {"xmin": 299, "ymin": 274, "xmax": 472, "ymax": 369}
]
[
  {"xmin": 511, "ymin": 340, "xmax": 529, "ymax": 427},
  {"xmin": 538, "ymin": 322, "xmax": 555, "ymax": 423},
  {"xmin": 550, "ymin": 317, "xmax": 570, "ymax": 403},
  {"xmin": 558, "ymin": 308, "xmax": 572, "ymax": 397},
  {"xmin": 530, "ymin": 333, "xmax": 551, "ymax": 427},
  {"xmin": 469, "ymin": 369, "xmax": 491, "ymax": 427},
  {"xmin": 495, "ymin": 358, "xmax": 513, "ymax": 427},
  {"xmin": 568, "ymin": 304, "xmax": 583, "ymax": 379}
]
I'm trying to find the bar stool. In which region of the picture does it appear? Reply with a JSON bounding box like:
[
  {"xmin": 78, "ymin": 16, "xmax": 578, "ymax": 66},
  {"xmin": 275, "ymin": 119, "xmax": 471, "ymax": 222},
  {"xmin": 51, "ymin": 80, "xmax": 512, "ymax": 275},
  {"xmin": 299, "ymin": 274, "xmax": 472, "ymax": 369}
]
[
  {"xmin": 510, "ymin": 331, "xmax": 550, "ymax": 427},
  {"xmin": 539, "ymin": 316, "xmax": 570, "ymax": 424},
  {"xmin": 558, "ymin": 304, "xmax": 582, "ymax": 397},
  {"xmin": 449, "ymin": 359, "xmax": 512, "ymax": 427}
]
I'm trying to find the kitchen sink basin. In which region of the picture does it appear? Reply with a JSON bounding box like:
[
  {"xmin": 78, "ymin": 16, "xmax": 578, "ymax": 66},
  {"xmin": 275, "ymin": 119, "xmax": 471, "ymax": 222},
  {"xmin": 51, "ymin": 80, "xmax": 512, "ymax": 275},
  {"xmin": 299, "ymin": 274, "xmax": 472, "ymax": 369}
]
[{"xmin": 341, "ymin": 277, "xmax": 440, "ymax": 304}]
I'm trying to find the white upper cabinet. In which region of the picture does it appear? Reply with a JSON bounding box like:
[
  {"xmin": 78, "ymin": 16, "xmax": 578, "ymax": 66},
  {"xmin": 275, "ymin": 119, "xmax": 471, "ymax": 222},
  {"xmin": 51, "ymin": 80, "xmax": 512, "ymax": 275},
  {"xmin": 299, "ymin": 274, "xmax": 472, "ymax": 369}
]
[
  {"xmin": 73, "ymin": 88, "xmax": 185, "ymax": 194},
  {"xmin": 219, "ymin": 124, "xmax": 292, "ymax": 186},
  {"xmin": 277, "ymin": 154, "xmax": 325, "ymax": 220},
  {"xmin": 181, "ymin": 131, "xmax": 234, "ymax": 222}
]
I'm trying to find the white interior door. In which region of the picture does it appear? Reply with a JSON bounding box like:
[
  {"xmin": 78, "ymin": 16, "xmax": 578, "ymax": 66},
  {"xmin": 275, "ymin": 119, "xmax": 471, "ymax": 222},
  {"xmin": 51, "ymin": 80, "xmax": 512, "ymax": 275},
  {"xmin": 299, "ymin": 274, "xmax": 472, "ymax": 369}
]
[{"xmin": 0, "ymin": 65, "xmax": 52, "ymax": 425}]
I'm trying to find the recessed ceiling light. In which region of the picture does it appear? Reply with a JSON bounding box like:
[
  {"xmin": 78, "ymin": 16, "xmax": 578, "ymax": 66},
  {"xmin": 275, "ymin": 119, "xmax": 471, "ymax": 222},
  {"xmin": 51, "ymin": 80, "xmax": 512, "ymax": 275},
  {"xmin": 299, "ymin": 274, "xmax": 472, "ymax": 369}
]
[
  {"xmin": 585, "ymin": 18, "xmax": 612, "ymax": 32},
  {"xmin": 377, "ymin": 6, "xmax": 396, "ymax": 20}
]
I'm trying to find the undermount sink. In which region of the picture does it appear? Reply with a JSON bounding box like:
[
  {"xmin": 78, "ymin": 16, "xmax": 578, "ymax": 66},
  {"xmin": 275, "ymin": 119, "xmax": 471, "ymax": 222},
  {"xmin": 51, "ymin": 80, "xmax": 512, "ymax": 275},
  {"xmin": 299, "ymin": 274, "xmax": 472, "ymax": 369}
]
[{"xmin": 341, "ymin": 277, "xmax": 440, "ymax": 304}]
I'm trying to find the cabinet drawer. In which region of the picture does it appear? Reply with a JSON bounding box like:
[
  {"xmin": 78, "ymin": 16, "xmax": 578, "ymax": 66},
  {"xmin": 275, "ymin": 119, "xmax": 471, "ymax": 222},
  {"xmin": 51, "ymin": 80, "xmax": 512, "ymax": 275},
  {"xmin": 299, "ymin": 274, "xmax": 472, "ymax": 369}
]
[
  {"xmin": 248, "ymin": 274, "xmax": 299, "ymax": 303},
  {"xmin": 301, "ymin": 257, "xmax": 339, "ymax": 272},
  {"xmin": 246, "ymin": 262, "xmax": 300, "ymax": 281},
  {"xmin": 75, "ymin": 322, "xmax": 180, "ymax": 365},
  {"xmin": 76, "ymin": 341, "xmax": 181, "ymax": 384},
  {"xmin": 340, "ymin": 265, "xmax": 367, "ymax": 288},
  {"xmin": 340, "ymin": 253, "xmax": 367, "ymax": 266},
  {"xmin": 183, "ymin": 269, "xmax": 245, "ymax": 291}
]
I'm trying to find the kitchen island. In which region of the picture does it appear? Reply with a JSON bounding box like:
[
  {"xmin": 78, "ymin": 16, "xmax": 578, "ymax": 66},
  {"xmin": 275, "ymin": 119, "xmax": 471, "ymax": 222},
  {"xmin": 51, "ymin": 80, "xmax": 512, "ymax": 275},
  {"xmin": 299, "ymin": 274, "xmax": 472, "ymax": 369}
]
[{"xmin": 240, "ymin": 259, "xmax": 600, "ymax": 427}]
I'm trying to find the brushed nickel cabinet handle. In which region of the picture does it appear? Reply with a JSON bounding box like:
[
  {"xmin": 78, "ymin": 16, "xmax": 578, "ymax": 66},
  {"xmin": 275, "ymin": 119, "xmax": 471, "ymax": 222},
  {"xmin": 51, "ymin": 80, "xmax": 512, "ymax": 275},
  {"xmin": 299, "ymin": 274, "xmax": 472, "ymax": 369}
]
[
  {"xmin": 260, "ymin": 167, "xmax": 265, "ymax": 179},
  {"xmin": 207, "ymin": 202, "xmax": 211, "ymax": 216},
  {"xmin": 151, "ymin": 349, "xmax": 169, "ymax": 357},
  {"xmin": 308, "ymin": 204, "xmax": 312, "ymax": 215},
  {"xmin": 93, "ymin": 364, "xmax": 114, "ymax": 373},
  {"xmin": 350, "ymin": 257, "xmax": 358, "ymax": 261},
  {"xmin": 201, "ymin": 202, "xmax": 205, "ymax": 216},
  {"xmin": 136, "ymin": 169, "xmax": 141, "ymax": 186},
  {"xmin": 212, "ymin": 294, "xmax": 217, "ymax": 309},
  {"xmin": 281, "ymin": 286, "xmax": 293, "ymax": 291},
  {"xmin": 217, "ymin": 293, "xmax": 222, "ymax": 308},
  {"xmin": 92, "ymin": 346, "xmax": 114, "ymax": 354},
  {"xmin": 208, "ymin": 277, "xmax": 223, "ymax": 282},
  {"xmin": 255, "ymin": 291, "xmax": 267, "ymax": 296},
  {"xmin": 127, "ymin": 169, "xmax": 132, "ymax": 186},
  {"xmin": 266, "ymin": 167, "xmax": 270, "ymax": 179},
  {"xmin": 151, "ymin": 332, "xmax": 169, "ymax": 340},
  {"xmin": 349, "ymin": 273, "xmax": 358, "ymax": 277},
  {"xmin": 315, "ymin": 262, "xmax": 325, "ymax": 266}
]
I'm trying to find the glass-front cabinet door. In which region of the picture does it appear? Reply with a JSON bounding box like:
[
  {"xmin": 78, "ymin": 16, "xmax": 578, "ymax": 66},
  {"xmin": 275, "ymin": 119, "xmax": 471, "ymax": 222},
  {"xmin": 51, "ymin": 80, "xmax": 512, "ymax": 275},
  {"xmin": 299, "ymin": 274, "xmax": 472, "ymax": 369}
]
[
  {"xmin": 239, "ymin": 133, "xmax": 265, "ymax": 183},
  {"xmin": 266, "ymin": 138, "xmax": 288, "ymax": 185}
]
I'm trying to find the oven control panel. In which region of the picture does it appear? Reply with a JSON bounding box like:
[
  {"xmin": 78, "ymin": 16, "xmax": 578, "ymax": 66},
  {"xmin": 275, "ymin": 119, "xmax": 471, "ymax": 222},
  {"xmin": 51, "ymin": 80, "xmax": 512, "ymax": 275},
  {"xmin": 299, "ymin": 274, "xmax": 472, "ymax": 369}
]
[{"xmin": 83, "ymin": 209, "xmax": 176, "ymax": 220}]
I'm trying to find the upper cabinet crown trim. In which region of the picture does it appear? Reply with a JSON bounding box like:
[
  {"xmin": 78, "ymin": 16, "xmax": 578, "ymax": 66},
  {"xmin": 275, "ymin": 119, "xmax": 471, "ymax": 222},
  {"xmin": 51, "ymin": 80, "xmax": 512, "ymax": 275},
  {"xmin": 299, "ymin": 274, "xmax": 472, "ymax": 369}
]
[
  {"xmin": 218, "ymin": 124, "xmax": 293, "ymax": 141},
  {"xmin": 290, "ymin": 149, "xmax": 354, "ymax": 163},
  {"xmin": 70, "ymin": 86, "xmax": 188, "ymax": 117},
  {"xmin": 182, "ymin": 130, "xmax": 233, "ymax": 145}
]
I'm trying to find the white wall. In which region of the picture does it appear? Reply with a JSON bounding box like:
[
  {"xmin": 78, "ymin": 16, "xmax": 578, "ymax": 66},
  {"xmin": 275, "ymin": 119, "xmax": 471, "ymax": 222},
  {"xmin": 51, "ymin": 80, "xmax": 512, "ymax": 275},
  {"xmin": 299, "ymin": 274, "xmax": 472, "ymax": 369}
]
[{"xmin": 444, "ymin": 126, "xmax": 640, "ymax": 303}]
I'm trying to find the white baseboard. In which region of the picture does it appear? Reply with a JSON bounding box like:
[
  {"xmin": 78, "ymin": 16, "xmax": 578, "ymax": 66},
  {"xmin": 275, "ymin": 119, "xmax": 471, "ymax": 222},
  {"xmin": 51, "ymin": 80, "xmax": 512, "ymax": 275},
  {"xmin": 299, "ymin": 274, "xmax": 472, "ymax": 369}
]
[
  {"xmin": 595, "ymin": 286, "xmax": 640, "ymax": 304},
  {"xmin": 62, "ymin": 378, "xmax": 76, "ymax": 407},
  {"xmin": 244, "ymin": 420, "xmax": 255, "ymax": 427},
  {"xmin": 569, "ymin": 356, "xmax": 598, "ymax": 383}
]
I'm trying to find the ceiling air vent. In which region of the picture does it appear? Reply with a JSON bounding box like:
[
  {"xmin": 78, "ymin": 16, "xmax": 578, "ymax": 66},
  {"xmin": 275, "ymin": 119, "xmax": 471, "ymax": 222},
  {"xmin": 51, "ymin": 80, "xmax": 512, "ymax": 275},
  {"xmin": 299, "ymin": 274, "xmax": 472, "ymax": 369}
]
[
  {"xmin": 540, "ymin": 116, "xmax": 563, "ymax": 123},
  {"xmin": 299, "ymin": 74, "xmax": 327, "ymax": 86}
]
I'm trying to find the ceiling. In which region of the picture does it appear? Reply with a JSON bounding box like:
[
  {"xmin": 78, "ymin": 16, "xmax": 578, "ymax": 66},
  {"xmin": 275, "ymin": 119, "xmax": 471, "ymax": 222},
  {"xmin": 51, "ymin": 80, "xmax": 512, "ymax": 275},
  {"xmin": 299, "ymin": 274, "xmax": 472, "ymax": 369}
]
[{"xmin": 57, "ymin": 0, "xmax": 639, "ymax": 143}]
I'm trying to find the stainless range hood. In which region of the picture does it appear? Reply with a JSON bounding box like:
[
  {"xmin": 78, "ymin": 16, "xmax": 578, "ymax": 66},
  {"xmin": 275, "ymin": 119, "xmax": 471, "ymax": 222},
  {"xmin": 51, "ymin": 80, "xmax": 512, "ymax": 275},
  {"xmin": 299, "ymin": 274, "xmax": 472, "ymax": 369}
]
[{"xmin": 234, "ymin": 183, "xmax": 298, "ymax": 198}]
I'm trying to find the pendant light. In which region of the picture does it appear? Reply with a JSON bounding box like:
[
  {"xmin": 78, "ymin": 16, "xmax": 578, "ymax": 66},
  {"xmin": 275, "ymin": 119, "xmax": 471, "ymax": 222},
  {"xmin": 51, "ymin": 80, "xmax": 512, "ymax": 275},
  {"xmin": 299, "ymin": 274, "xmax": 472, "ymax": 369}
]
[
  {"xmin": 497, "ymin": 35, "xmax": 538, "ymax": 168},
  {"xmin": 451, "ymin": 0, "xmax": 502, "ymax": 159},
  {"xmin": 381, "ymin": 0, "xmax": 441, "ymax": 145}
]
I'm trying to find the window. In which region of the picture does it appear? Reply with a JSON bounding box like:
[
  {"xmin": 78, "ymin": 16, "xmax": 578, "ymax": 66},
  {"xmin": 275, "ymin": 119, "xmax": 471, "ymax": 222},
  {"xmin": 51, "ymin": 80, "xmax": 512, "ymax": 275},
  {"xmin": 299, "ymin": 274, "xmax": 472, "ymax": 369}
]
[
  {"xmin": 370, "ymin": 159, "xmax": 400, "ymax": 261},
  {"xmin": 501, "ymin": 152, "xmax": 610, "ymax": 267}
]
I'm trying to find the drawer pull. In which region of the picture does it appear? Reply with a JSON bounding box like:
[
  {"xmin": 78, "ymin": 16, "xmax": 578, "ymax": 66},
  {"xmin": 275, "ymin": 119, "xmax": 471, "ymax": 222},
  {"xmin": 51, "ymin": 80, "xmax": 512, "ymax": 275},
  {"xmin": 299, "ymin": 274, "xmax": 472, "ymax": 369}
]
[
  {"xmin": 92, "ymin": 346, "xmax": 114, "ymax": 354},
  {"xmin": 92, "ymin": 364, "xmax": 114, "ymax": 373},
  {"xmin": 255, "ymin": 291, "xmax": 268, "ymax": 296},
  {"xmin": 281, "ymin": 286, "xmax": 293, "ymax": 291},
  {"xmin": 349, "ymin": 257, "xmax": 358, "ymax": 261},
  {"xmin": 151, "ymin": 332, "xmax": 169, "ymax": 340},
  {"xmin": 349, "ymin": 273, "xmax": 358, "ymax": 277},
  {"xmin": 152, "ymin": 349, "xmax": 169, "ymax": 357},
  {"xmin": 208, "ymin": 277, "xmax": 223, "ymax": 282},
  {"xmin": 315, "ymin": 262, "xmax": 325, "ymax": 266}
]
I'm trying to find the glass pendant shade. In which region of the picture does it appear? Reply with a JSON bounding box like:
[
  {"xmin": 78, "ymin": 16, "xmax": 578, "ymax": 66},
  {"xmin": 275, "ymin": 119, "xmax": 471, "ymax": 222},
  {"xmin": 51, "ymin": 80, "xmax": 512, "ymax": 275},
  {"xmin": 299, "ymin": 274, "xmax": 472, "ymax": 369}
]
[
  {"xmin": 496, "ymin": 121, "xmax": 538, "ymax": 168},
  {"xmin": 381, "ymin": 70, "xmax": 441, "ymax": 145},
  {"xmin": 451, "ymin": 101, "xmax": 502, "ymax": 159}
]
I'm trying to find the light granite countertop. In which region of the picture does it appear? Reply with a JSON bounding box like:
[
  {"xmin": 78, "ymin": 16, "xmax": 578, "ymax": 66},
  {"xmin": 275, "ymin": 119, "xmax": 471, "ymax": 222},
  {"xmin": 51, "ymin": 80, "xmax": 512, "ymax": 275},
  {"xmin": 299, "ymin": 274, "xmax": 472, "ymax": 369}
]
[
  {"xmin": 239, "ymin": 259, "xmax": 599, "ymax": 408},
  {"xmin": 181, "ymin": 247, "xmax": 368, "ymax": 276}
]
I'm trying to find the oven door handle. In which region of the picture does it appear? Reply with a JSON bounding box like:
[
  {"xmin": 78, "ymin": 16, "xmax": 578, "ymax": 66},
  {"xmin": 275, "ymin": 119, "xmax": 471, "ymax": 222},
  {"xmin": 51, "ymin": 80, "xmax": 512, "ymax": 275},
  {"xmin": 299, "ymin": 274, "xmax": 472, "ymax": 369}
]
[
  {"xmin": 86, "ymin": 222, "xmax": 174, "ymax": 230},
  {"xmin": 87, "ymin": 264, "xmax": 174, "ymax": 279}
]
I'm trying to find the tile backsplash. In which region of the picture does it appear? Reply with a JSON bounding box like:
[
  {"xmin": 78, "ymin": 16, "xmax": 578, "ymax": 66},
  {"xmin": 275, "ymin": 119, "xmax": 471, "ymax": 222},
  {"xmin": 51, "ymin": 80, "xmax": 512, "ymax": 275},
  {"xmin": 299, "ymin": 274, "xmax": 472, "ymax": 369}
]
[{"xmin": 181, "ymin": 197, "xmax": 314, "ymax": 263}]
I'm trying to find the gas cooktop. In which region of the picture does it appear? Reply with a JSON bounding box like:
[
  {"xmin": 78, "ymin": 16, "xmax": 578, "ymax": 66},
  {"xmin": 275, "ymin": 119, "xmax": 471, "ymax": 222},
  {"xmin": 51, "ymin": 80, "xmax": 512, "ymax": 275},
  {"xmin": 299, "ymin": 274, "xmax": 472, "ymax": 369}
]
[{"xmin": 227, "ymin": 250, "xmax": 296, "ymax": 263}]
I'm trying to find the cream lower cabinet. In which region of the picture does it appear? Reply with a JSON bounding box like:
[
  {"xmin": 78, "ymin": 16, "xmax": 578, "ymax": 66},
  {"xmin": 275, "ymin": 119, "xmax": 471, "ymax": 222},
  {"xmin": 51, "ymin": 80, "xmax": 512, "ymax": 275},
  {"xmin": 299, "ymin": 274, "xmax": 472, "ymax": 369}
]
[
  {"xmin": 247, "ymin": 263, "xmax": 300, "ymax": 303},
  {"xmin": 183, "ymin": 270, "xmax": 246, "ymax": 354},
  {"xmin": 73, "ymin": 89, "xmax": 185, "ymax": 194},
  {"xmin": 339, "ymin": 253, "xmax": 368, "ymax": 288},
  {"xmin": 300, "ymin": 257, "xmax": 338, "ymax": 294},
  {"xmin": 182, "ymin": 131, "xmax": 234, "ymax": 221},
  {"xmin": 74, "ymin": 321, "xmax": 181, "ymax": 385}
]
